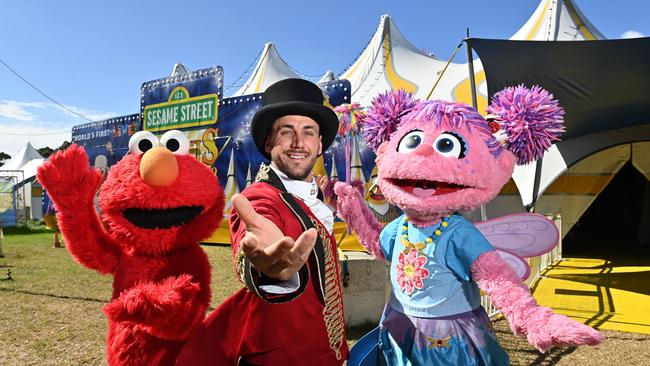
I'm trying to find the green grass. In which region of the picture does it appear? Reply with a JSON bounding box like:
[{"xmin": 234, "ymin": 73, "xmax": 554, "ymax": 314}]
[
  {"xmin": 2, "ymin": 220, "xmax": 53, "ymax": 235},
  {"xmin": 2, "ymin": 232, "xmax": 649, "ymax": 365},
  {"xmin": 0, "ymin": 232, "xmax": 244, "ymax": 365}
]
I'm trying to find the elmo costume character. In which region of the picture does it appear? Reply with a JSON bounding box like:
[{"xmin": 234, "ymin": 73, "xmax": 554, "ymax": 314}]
[{"xmin": 37, "ymin": 129, "xmax": 225, "ymax": 365}]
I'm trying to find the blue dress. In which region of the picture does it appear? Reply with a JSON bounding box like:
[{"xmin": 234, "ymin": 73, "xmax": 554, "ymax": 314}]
[{"xmin": 375, "ymin": 214, "xmax": 509, "ymax": 366}]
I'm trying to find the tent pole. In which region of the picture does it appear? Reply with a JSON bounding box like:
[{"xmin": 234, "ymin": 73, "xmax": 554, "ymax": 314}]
[
  {"xmin": 466, "ymin": 29, "xmax": 486, "ymax": 220},
  {"xmin": 465, "ymin": 29, "xmax": 479, "ymax": 110},
  {"xmin": 529, "ymin": 157, "xmax": 544, "ymax": 212},
  {"xmin": 0, "ymin": 220, "xmax": 4, "ymax": 258}
]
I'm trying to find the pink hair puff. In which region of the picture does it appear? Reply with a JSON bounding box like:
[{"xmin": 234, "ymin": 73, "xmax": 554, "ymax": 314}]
[
  {"xmin": 361, "ymin": 89, "xmax": 418, "ymax": 151},
  {"xmin": 487, "ymin": 84, "xmax": 565, "ymax": 165}
]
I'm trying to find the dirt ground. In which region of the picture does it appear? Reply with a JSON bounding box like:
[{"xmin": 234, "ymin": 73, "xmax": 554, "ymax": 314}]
[{"xmin": 493, "ymin": 318, "xmax": 650, "ymax": 366}]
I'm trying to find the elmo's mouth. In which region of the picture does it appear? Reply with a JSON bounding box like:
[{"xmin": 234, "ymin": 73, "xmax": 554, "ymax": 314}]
[
  {"xmin": 123, "ymin": 206, "xmax": 204, "ymax": 229},
  {"xmin": 388, "ymin": 178, "xmax": 469, "ymax": 197}
]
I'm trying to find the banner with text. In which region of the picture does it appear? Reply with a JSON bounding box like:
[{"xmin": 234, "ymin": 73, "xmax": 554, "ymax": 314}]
[
  {"xmin": 71, "ymin": 114, "xmax": 142, "ymax": 174},
  {"xmin": 141, "ymin": 66, "xmax": 223, "ymax": 132}
]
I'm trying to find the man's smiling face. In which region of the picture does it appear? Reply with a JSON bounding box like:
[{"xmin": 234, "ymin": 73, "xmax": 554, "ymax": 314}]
[{"xmin": 265, "ymin": 114, "xmax": 322, "ymax": 182}]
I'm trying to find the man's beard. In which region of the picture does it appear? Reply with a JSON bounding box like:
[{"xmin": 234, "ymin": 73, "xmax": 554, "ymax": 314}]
[{"xmin": 271, "ymin": 148, "xmax": 317, "ymax": 181}]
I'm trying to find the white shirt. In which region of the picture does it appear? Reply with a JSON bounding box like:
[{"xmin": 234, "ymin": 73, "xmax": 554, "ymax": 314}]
[{"xmin": 270, "ymin": 164, "xmax": 334, "ymax": 234}]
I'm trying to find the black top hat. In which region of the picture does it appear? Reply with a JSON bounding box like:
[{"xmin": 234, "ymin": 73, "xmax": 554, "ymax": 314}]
[{"xmin": 251, "ymin": 78, "xmax": 339, "ymax": 159}]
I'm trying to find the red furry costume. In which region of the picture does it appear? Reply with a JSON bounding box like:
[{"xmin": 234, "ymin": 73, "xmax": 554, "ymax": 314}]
[{"xmin": 37, "ymin": 130, "xmax": 224, "ymax": 366}]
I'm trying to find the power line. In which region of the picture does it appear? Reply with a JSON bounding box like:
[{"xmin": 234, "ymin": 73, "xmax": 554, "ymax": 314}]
[
  {"xmin": 0, "ymin": 57, "xmax": 93, "ymax": 121},
  {"xmin": 0, "ymin": 129, "xmax": 71, "ymax": 136}
]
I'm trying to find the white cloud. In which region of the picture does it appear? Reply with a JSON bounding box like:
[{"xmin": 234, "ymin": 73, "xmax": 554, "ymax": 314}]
[
  {"xmin": 0, "ymin": 124, "xmax": 72, "ymax": 156},
  {"xmin": 0, "ymin": 99, "xmax": 115, "ymax": 124},
  {"xmin": 57, "ymin": 104, "xmax": 115, "ymax": 121},
  {"xmin": 0, "ymin": 99, "xmax": 116, "ymax": 154},
  {"xmin": 621, "ymin": 30, "xmax": 645, "ymax": 39},
  {"xmin": 0, "ymin": 100, "xmax": 37, "ymax": 121}
]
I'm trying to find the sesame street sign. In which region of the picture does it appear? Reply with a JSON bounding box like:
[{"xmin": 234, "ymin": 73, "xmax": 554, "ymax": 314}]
[
  {"xmin": 141, "ymin": 66, "xmax": 223, "ymax": 132},
  {"xmin": 143, "ymin": 86, "xmax": 218, "ymax": 130}
]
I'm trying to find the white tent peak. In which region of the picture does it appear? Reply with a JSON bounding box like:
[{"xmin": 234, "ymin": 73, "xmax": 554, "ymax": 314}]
[
  {"xmin": 170, "ymin": 63, "xmax": 190, "ymax": 76},
  {"xmin": 510, "ymin": 0, "xmax": 605, "ymax": 41},
  {"xmin": 2, "ymin": 142, "xmax": 44, "ymax": 171},
  {"xmin": 231, "ymin": 42, "xmax": 302, "ymax": 97},
  {"xmin": 339, "ymin": 14, "xmax": 447, "ymax": 106},
  {"xmin": 1, "ymin": 141, "xmax": 45, "ymax": 195},
  {"xmin": 318, "ymin": 70, "xmax": 337, "ymax": 84}
]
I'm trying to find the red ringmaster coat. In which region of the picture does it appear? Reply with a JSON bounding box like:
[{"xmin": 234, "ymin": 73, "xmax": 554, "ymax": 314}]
[{"xmin": 177, "ymin": 164, "xmax": 349, "ymax": 365}]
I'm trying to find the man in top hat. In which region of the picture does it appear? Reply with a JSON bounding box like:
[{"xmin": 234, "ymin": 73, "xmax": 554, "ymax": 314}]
[{"xmin": 177, "ymin": 79, "xmax": 349, "ymax": 365}]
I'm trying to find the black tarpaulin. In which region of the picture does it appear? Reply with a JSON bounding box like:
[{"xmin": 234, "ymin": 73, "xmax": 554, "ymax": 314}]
[{"xmin": 469, "ymin": 37, "xmax": 650, "ymax": 147}]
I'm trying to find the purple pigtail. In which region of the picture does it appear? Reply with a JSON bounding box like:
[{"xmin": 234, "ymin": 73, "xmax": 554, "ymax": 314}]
[
  {"xmin": 487, "ymin": 85, "xmax": 565, "ymax": 165},
  {"xmin": 322, "ymin": 176, "xmax": 338, "ymax": 204},
  {"xmin": 362, "ymin": 90, "xmax": 418, "ymax": 152}
]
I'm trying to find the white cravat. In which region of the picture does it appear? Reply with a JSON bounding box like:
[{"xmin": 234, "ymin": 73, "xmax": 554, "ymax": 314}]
[{"xmin": 270, "ymin": 165, "xmax": 334, "ymax": 234}]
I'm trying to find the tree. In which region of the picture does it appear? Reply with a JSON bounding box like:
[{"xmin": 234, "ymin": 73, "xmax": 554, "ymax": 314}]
[
  {"xmin": 35, "ymin": 141, "xmax": 71, "ymax": 159},
  {"xmin": 0, "ymin": 152, "xmax": 11, "ymax": 167},
  {"xmin": 38, "ymin": 147, "xmax": 55, "ymax": 159},
  {"xmin": 57, "ymin": 141, "xmax": 71, "ymax": 152}
]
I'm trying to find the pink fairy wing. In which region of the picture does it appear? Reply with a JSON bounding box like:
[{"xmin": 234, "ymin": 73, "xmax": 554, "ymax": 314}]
[
  {"xmin": 476, "ymin": 213, "xmax": 559, "ymax": 258},
  {"xmin": 496, "ymin": 249, "xmax": 531, "ymax": 281}
]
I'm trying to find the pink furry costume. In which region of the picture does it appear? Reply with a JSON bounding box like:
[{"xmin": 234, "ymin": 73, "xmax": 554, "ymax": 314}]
[
  {"xmin": 37, "ymin": 130, "xmax": 225, "ymax": 366},
  {"xmin": 336, "ymin": 87, "xmax": 602, "ymax": 365}
]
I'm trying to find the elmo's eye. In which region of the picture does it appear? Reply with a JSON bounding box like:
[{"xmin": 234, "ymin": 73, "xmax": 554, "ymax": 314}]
[
  {"xmin": 160, "ymin": 130, "xmax": 190, "ymax": 155},
  {"xmin": 128, "ymin": 131, "xmax": 159, "ymax": 155},
  {"xmin": 397, "ymin": 130, "xmax": 425, "ymax": 153},
  {"xmin": 433, "ymin": 132, "xmax": 466, "ymax": 159}
]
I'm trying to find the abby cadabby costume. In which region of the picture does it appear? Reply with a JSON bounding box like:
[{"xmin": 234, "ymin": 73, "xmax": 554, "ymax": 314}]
[{"xmin": 335, "ymin": 86, "xmax": 603, "ymax": 365}]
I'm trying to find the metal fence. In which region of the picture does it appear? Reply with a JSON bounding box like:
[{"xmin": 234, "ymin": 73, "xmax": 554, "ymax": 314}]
[{"xmin": 0, "ymin": 170, "xmax": 26, "ymax": 226}]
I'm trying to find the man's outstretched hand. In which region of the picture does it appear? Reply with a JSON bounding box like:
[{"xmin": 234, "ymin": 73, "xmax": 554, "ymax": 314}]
[{"xmin": 232, "ymin": 194, "xmax": 317, "ymax": 281}]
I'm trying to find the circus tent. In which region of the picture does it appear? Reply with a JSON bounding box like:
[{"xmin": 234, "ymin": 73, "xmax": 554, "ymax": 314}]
[
  {"xmin": 466, "ymin": 3, "xmax": 650, "ymax": 243},
  {"xmin": 509, "ymin": 0, "xmax": 604, "ymax": 41},
  {"xmin": 147, "ymin": 0, "xmax": 645, "ymax": 241},
  {"xmin": 333, "ymin": 0, "xmax": 650, "ymax": 242},
  {"xmin": 338, "ymin": 15, "xmax": 451, "ymax": 107},
  {"xmin": 230, "ymin": 42, "xmax": 303, "ymax": 97}
]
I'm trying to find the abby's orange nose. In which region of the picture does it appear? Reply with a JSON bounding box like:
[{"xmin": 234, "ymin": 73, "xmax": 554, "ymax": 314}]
[{"xmin": 140, "ymin": 146, "xmax": 179, "ymax": 186}]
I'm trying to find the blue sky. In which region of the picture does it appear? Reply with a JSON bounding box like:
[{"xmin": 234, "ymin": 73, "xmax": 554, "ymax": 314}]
[{"xmin": 1, "ymin": 0, "xmax": 648, "ymax": 156}]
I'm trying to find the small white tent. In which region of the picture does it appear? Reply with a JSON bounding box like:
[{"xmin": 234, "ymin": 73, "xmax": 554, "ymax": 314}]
[{"xmin": 0, "ymin": 142, "xmax": 45, "ymax": 221}]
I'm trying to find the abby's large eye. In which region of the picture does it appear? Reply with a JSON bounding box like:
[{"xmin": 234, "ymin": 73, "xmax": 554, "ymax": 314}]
[
  {"xmin": 397, "ymin": 130, "xmax": 425, "ymax": 153},
  {"xmin": 128, "ymin": 131, "xmax": 159, "ymax": 155},
  {"xmin": 160, "ymin": 130, "xmax": 190, "ymax": 155},
  {"xmin": 433, "ymin": 132, "xmax": 466, "ymax": 158}
]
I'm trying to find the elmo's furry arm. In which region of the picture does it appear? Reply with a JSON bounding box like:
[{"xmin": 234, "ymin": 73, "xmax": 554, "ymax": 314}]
[
  {"xmin": 37, "ymin": 145, "xmax": 120, "ymax": 274},
  {"xmin": 471, "ymin": 251, "xmax": 603, "ymax": 352},
  {"xmin": 103, "ymin": 274, "xmax": 205, "ymax": 340},
  {"xmin": 334, "ymin": 182, "xmax": 384, "ymax": 259}
]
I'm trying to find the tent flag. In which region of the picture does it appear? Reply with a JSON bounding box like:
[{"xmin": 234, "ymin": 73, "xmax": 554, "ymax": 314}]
[{"xmin": 469, "ymin": 37, "xmax": 650, "ymax": 145}]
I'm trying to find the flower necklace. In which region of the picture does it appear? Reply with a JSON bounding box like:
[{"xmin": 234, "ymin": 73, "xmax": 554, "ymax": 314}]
[
  {"xmin": 399, "ymin": 215, "xmax": 451, "ymax": 255},
  {"xmin": 395, "ymin": 215, "xmax": 452, "ymax": 295}
]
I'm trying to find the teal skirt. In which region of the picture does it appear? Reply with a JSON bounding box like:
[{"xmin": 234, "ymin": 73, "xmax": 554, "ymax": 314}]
[{"xmin": 378, "ymin": 305, "xmax": 509, "ymax": 366}]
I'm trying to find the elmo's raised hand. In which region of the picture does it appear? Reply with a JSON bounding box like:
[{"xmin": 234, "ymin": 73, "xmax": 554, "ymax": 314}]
[{"xmin": 37, "ymin": 144, "xmax": 103, "ymax": 211}]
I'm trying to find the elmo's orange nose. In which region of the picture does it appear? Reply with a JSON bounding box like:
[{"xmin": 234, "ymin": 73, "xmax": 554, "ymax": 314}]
[{"xmin": 140, "ymin": 147, "xmax": 179, "ymax": 186}]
